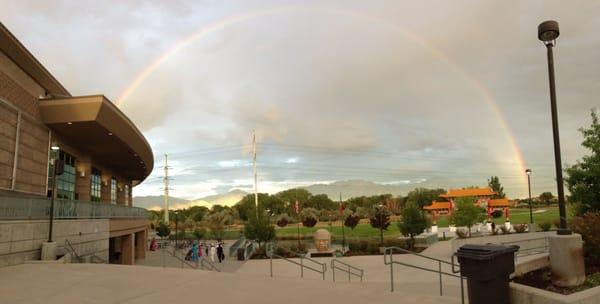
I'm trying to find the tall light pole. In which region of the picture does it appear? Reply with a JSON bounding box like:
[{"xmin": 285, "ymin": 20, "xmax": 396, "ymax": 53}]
[
  {"xmin": 538, "ymin": 20, "xmax": 570, "ymax": 235},
  {"xmin": 526, "ymin": 169, "xmax": 533, "ymax": 224}
]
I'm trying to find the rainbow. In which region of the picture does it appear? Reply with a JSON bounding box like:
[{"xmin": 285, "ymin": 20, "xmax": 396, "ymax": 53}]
[{"xmin": 116, "ymin": 5, "xmax": 527, "ymax": 189}]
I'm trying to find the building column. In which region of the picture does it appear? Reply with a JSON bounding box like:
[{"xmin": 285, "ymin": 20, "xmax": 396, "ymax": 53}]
[
  {"xmin": 76, "ymin": 157, "xmax": 92, "ymax": 201},
  {"xmin": 121, "ymin": 233, "xmax": 135, "ymax": 265},
  {"xmin": 135, "ymin": 229, "xmax": 146, "ymax": 260}
]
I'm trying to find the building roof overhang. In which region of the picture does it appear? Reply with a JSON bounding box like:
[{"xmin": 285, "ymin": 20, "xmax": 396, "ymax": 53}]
[
  {"xmin": 0, "ymin": 23, "xmax": 70, "ymax": 97},
  {"xmin": 39, "ymin": 95, "xmax": 153, "ymax": 183}
]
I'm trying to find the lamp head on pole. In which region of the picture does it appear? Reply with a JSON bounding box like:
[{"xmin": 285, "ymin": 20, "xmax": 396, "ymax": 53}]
[
  {"xmin": 525, "ymin": 169, "xmax": 532, "ymax": 176},
  {"xmin": 538, "ymin": 20, "xmax": 560, "ymax": 45}
]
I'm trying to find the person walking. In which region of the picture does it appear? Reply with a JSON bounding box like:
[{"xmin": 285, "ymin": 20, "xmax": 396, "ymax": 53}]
[
  {"xmin": 210, "ymin": 244, "xmax": 216, "ymax": 263},
  {"xmin": 216, "ymin": 243, "xmax": 224, "ymax": 263},
  {"xmin": 191, "ymin": 242, "xmax": 199, "ymax": 264}
]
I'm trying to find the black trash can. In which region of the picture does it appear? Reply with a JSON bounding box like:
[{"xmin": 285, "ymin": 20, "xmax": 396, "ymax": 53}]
[
  {"xmin": 456, "ymin": 244, "xmax": 519, "ymax": 304},
  {"xmin": 237, "ymin": 247, "xmax": 245, "ymax": 261}
]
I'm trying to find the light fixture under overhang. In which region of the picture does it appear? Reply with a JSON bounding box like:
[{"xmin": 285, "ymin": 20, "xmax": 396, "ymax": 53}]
[{"xmin": 108, "ymin": 132, "xmax": 113, "ymax": 136}]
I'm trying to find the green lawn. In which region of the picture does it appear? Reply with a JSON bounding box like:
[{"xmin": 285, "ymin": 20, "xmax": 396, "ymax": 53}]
[
  {"xmin": 195, "ymin": 207, "xmax": 565, "ymax": 240},
  {"xmin": 275, "ymin": 207, "xmax": 564, "ymax": 240}
]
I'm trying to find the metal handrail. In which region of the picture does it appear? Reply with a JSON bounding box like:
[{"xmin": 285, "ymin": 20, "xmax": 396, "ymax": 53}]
[
  {"xmin": 229, "ymin": 237, "xmax": 246, "ymax": 257},
  {"xmin": 244, "ymin": 241, "xmax": 257, "ymax": 260},
  {"xmin": 384, "ymin": 246, "xmax": 464, "ymax": 304},
  {"xmin": 331, "ymin": 259, "xmax": 363, "ymax": 282},
  {"xmin": 268, "ymin": 244, "xmax": 327, "ymax": 280},
  {"xmin": 64, "ymin": 239, "xmax": 82, "ymax": 262}
]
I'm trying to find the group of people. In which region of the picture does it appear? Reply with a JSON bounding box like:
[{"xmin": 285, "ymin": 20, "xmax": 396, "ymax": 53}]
[{"xmin": 185, "ymin": 241, "xmax": 226, "ymax": 263}]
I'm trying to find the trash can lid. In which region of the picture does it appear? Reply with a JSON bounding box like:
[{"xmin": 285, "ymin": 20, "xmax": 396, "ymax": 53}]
[{"xmin": 456, "ymin": 244, "xmax": 519, "ymax": 260}]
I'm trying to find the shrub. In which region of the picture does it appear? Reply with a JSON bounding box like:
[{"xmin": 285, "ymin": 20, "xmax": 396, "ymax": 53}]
[
  {"xmin": 499, "ymin": 226, "xmax": 511, "ymax": 234},
  {"xmin": 155, "ymin": 222, "xmax": 170, "ymax": 238},
  {"xmin": 276, "ymin": 214, "xmax": 290, "ymax": 228},
  {"xmin": 513, "ymin": 224, "xmax": 528, "ymax": 233},
  {"xmin": 553, "ymin": 219, "xmax": 561, "ymax": 229},
  {"xmin": 539, "ymin": 221, "xmax": 552, "ymax": 231},
  {"xmin": 344, "ymin": 214, "xmax": 360, "ymax": 230},
  {"xmin": 570, "ymin": 211, "xmax": 600, "ymax": 262},
  {"xmin": 491, "ymin": 210, "xmax": 503, "ymax": 218}
]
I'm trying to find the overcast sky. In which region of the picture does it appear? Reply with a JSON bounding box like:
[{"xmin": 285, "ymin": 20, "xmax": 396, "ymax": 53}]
[{"xmin": 2, "ymin": 0, "xmax": 599, "ymax": 199}]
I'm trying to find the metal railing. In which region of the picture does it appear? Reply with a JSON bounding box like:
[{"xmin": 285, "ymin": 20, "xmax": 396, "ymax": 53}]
[
  {"xmin": 331, "ymin": 259, "xmax": 363, "ymax": 282},
  {"xmin": 64, "ymin": 239, "xmax": 82, "ymax": 262},
  {"xmin": 229, "ymin": 236, "xmax": 246, "ymax": 257},
  {"xmin": 384, "ymin": 246, "xmax": 465, "ymax": 304},
  {"xmin": 501, "ymin": 237, "xmax": 548, "ymax": 257},
  {"xmin": 0, "ymin": 196, "xmax": 148, "ymax": 220},
  {"xmin": 267, "ymin": 244, "xmax": 327, "ymax": 280},
  {"xmin": 244, "ymin": 241, "xmax": 258, "ymax": 260}
]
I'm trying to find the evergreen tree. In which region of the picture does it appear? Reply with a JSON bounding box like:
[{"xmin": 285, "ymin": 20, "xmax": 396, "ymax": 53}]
[
  {"xmin": 398, "ymin": 202, "xmax": 429, "ymax": 250},
  {"xmin": 566, "ymin": 110, "xmax": 600, "ymax": 215},
  {"xmin": 488, "ymin": 176, "xmax": 505, "ymax": 198}
]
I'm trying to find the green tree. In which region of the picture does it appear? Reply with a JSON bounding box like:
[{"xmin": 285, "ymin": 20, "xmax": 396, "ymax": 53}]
[
  {"xmin": 307, "ymin": 194, "xmax": 336, "ymax": 210},
  {"xmin": 344, "ymin": 213, "xmax": 360, "ymax": 231},
  {"xmin": 276, "ymin": 214, "xmax": 290, "ymax": 228},
  {"xmin": 398, "ymin": 202, "xmax": 430, "ymax": 250},
  {"xmin": 488, "ymin": 176, "xmax": 506, "ymax": 198},
  {"xmin": 205, "ymin": 210, "xmax": 233, "ymax": 239},
  {"xmin": 406, "ymin": 188, "xmax": 446, "ymax": 209},
  {"xmin": 155, "ymin": 222, "xmax": 170, "ymax": 238},
  {"xmin": 566, "ymin": 110, "xmax": 600, "ymax": 215},
  {"xmin": 539, "ymin": 192, "xmax": 554, "ymax": 206},
  {"xmin": 275, "ymin": 188, "xmax": 312, "ymax": 214},
  {"xmin": 244, "ymin": 208, "xmax": 276, "ymax": 249},
  {"xmin": 450, "ymin": 197, "xmax": 484, "ymax": 237},
  {"xmin": 370, "ymin": 205, "xmax": 392, "ymax": 245}
]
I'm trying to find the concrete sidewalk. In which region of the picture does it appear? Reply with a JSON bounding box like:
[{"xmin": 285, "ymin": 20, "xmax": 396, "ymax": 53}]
[{"xmin": 0, "ymin": 263, "xmax": 460, "ymax": 304}]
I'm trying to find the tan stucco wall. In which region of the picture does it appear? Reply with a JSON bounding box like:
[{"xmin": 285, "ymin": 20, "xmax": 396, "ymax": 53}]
[{"xmin": 0, "ymin": 219, "xmax": 109, "ymax": 267}]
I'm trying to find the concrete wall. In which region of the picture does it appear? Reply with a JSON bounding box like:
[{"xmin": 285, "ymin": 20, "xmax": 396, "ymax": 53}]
[
  {"xmin": 0, "ymin": 219, "xmax": 109, "ymax": 267},
  {"xmin": 451, "ymin": 231, "xmax": 554, "ymax": 254}
]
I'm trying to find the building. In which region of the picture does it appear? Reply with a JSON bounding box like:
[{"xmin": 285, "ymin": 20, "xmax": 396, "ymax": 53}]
[
  {"xmin": 0, "ymin": 23, "xmax": 152, "ymax": 266},
  {"xmin": 424, "ymin": 187, "xmax": 512, "ymax": 219}
]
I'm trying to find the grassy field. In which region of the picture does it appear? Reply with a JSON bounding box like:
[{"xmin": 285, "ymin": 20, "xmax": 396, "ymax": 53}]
[
  {"xmin": 186, "ymin": 207, "xmax": 564, "ymax": 240},
  {"xmin": 275, "ymin": 207, "xmax": 563, "ymax": 240}
]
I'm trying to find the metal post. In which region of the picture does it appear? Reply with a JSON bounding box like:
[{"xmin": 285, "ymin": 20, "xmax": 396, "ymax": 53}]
[
  {"xmin": 47, "ymin": 151, "xmax": 58, "ymax": 243},
  {"xmin": 270, "ymin": 253, "xmax": 273, "ymax": 277},
  {"xmin": 332, "ymin": 261, "xmax": 336, "ymax": 282},
  {"xmin": 300, "ymin": 256, "xmax": 304, "ymax": 278},
  {"xmin": 322, "ymin": 264, "xmax": 325, "ymax": 281},
  {"xmin": 527, "ymin": 173, "xmax": 533, "ymax": 224},
  {"xmin": 390, "ymin": 254, "xmax": 394, "ymax": 292},
  {"xmin": 545, "ymin": 43, "xmax": 570, "ymax": 235},
  {"xmin": 438, "ymin": 261, "xmax": 443, "ymax": 296},
  {"xmin": 348, "ymin": 265, "xmax": 351, "ymax": 282},
  {"xmin": 175, "ymin": 213, "xmax": 178, "ymax": 250}
]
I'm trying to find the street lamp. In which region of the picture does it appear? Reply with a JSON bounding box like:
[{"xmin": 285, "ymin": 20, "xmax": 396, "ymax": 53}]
[
  {"xmin": 174, "ymin": 210, "xmax": 179, "ymax": 250},
  {"xmin": 378, "ymin": 204, "xmax": 384, "ymax": 247},
  {"xmin": 538, "ymin": 20, "xmax": 570, "ymax": 235},
  {"xmin": 526, "ymin": 169, "xmax": 533, "ymax": 224}
]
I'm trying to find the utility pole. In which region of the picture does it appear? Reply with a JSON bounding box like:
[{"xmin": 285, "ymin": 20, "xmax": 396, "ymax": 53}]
[
  {"xmin": 253, "ymin": 131, "xmax": 258, "ymax": 219},
  {"xmin": 164, "ymin": 153, "xmax": 170, "ymax": 224}
]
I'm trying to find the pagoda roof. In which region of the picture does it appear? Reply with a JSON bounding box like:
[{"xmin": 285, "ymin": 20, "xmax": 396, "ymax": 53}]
[
  {"xmin": 488, "ymin": 198, "xmax": 510, "ymax": 207},
  {"xmin": 440, "ymin": 187, "xmax": 497, "ymax": 198},
  {"xmin": 424, "ymin": 201, "xmax": 452, "ymax": 210}
]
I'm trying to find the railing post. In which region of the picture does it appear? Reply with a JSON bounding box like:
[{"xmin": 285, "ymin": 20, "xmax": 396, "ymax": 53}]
[
  {"xmin": 300, "ymin": 256, "xmax": 304, "ymax": 278},
  {"xmin": 270, "ymin": 253, "xmax": 273, "ymax": 277},
  {"xmin": 390, "ymin": 252, "xmax": 394, "ymax": 292},
  {"xmin": 438, "ymin": 261, "xmax": 443, "ymax": 296},
  {"xmin": 322, "ymin": 263, "xmax": 325, "ymax": 281},
  {"xmin": 332, "ymin": 261, "xmax": 336, "ymax": 282},
  {"xmin": 348, "ymin": 264, "xmax": 351, "ymax": 282}
]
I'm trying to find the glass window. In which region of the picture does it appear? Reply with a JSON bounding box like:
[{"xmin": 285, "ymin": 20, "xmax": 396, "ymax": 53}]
[
  {"xmin": 91, "ymin": 168, "xmax": 102, "ymax": 202},
  {"xmin": 110, "ymin": 177, "xmax": 117, "ymax": 204},
  {"xmin": 56, "ymin": 151, "xmax": 76, "ymax": 200}
]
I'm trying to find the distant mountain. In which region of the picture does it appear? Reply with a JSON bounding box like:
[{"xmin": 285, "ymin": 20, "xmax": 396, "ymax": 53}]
[
  {"xmin": 134, "ymin": 189, "xmax": 248, "ymax": 210},
  {"xmin": 133, "ymin": 195, "xmax": 189, "ymax": 210},
  {"xmin": 302, "ymin": 180, "xmax": 414, "ymax": 200},
  {"xmin": 188, "ymin": 189, "xmax": 248, "ymax": 208}
]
